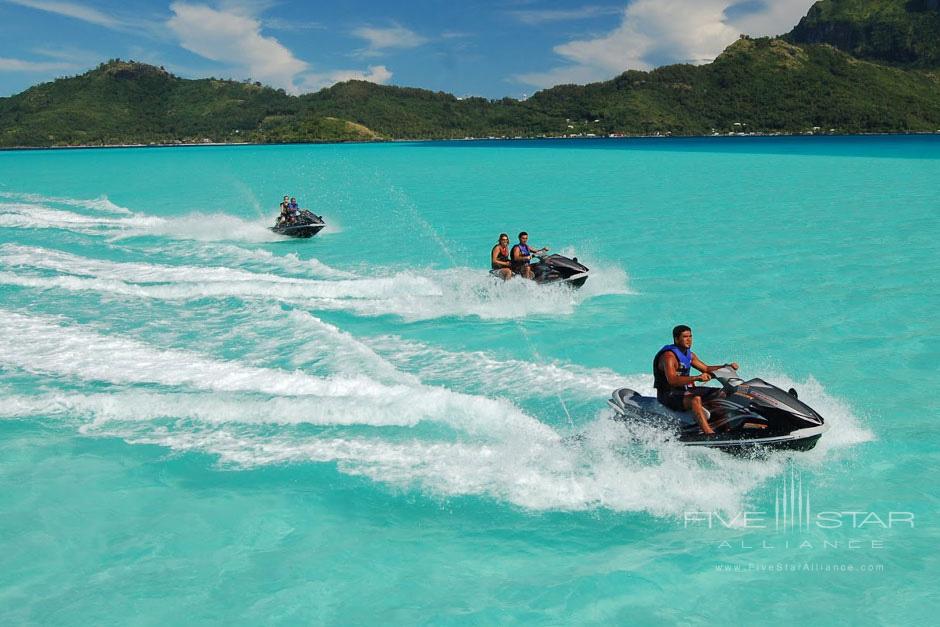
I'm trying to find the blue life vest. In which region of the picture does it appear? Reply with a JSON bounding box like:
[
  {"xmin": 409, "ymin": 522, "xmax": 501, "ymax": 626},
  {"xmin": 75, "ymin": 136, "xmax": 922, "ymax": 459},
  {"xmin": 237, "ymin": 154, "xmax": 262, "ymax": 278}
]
[
  {"xmin": 510, "ymin": 243, "xmax": 532, "ymax": 271},
  {"xmin": 653, "ymin": 344, "xmax": 693, "ymax": 391}
]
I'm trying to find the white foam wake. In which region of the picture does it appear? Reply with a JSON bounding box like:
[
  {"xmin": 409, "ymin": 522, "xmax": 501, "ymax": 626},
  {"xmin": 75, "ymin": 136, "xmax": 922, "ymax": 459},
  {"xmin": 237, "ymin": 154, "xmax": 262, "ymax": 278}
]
[
  {"xmin": 0, "ymin": 308, "xmax": 871, "ymax": 514},
  {"xmin": 0, "ymin": 243, "xmax": 345, "ymax": 286},
  {"xmin": 0, "ymin": 387, "xmax": 788, "ymax": 514},
  {"xmin": 82, "ymin": 419, "xmax": 797, "ymax": 514},
  {"xmin": 0, "ymin": 191, "xmax": 133, "ymax": 214},
  {"xmin": 0, "ymin": 203, "xmax": 159, "ymax": 232},
  {"xmin": 0, "ymin": 309, "xmax": 554, "ymax": 442},
  {"xmin": 0, "ymin": 200, "xmax": 282, "ymax": 242},
  {"xmin": 159, "ymin": 242, "xmax": 356, "ymax": 279},
  {"xmin": 117, "ymin": 211, "xmax": 284, "ymax": 243},
  {"xmin": 0, "ymin": 245, "xmax": 629, "ymax": 321},
  {"xmin": 368, "ymin": 334, "xmax": 636, "ymax": 399}
]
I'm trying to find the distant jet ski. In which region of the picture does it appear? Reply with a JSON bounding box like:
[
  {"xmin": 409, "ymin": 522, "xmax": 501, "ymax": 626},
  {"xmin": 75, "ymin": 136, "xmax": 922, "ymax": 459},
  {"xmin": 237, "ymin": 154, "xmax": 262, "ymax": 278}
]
[
  {"xmin": 607, "ymin": 366, "xmax": 828, "ymax": 453},
  {"xmin": 271, "ymin": 209, "xmax": 326, "ymax": 238},
  {"xmin": 491, "ymin": 253, "xmax": 589, "ymax": 287}
]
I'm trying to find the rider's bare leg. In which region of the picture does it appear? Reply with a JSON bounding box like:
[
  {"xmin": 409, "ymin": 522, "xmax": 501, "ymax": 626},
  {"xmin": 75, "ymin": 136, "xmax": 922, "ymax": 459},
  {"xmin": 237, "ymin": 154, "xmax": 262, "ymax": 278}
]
[{"xmin": 684, "ymin": 394, "xmax": 713, "ymax": 434}]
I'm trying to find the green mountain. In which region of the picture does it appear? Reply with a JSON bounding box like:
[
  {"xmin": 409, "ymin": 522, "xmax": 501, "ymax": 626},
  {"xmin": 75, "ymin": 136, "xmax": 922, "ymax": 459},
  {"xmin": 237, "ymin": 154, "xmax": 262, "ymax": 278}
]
[
  {"xmin": 1, "ymin": 1, "xmax": 939, "ymax": 148},
  {"xmin": 0, "ymin": 60, "xmax": 305, "ymax": 147},
  {"xmin": 300, "ymin": 33, "xmax": 940, "ymax": 137},
  {"xmin": 786, "ymin": 0, "xmax": 940, "ymax": 67}
]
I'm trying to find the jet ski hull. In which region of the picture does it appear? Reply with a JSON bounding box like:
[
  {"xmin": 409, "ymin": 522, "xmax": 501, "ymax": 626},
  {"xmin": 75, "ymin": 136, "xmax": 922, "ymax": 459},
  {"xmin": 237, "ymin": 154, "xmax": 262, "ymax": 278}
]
[
  {"xmin": 270, "ymin": 223, "xmax": 326, "ymax": 238},
  {"xmin": 532, "ymin": 254, "xmax": 590, "ymax": 287},
  {"xmin": 271, "ymin": 209, "xmax": 326, "ymax": 238},
  {"xmin": 539, "ymin": 270, "xmax": 589, "ymax": 288},
  {"xmin": 493, "ymin": 254, "xmax": 590, "ymax": 287},
  {"xmin": 607, "ymin": 369, "xmax": 828, "ymax": 454}
]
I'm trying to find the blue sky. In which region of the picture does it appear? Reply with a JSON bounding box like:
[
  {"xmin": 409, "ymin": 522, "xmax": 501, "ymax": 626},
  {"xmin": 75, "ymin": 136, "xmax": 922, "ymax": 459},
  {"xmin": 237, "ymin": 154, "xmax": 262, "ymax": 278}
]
[{"xmin": 0, "ymin": 0, "xmax": 816, "ymax": 98}]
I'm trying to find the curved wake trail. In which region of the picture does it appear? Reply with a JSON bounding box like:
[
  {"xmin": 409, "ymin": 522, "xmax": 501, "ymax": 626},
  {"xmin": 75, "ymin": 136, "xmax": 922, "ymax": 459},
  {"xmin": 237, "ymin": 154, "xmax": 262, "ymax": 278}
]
[
  {"xmin": 368, "ymin": 334, "xmax": 635, "ymax": 399},
  {"xmin": 0, "ymin": 244, "xmax": 628, "ymax": 321},
  {"xmin": 0, "ymin": 307, "xmax": 871, "ymax": 515},
  {"xmin": 0, "ymin": 203, "xmax": 160, "ymax": 232},
  {"xmin": 117, "ymin": 211, "xmax": 285, "ymax": 242},
  {"xmin": 0, "ymin": 199, "xmax": 282, "ymax": 242},
  {"xmin": 0, "ymin": 191, "xmax": 132, "ymax": 214},
  {"xmin": 159, "ymin": 242, "xmax": 357, "ymax": 279},
  {"xmin": 0, "ymin": 309, "xmax": 553, "ymax": 442}
]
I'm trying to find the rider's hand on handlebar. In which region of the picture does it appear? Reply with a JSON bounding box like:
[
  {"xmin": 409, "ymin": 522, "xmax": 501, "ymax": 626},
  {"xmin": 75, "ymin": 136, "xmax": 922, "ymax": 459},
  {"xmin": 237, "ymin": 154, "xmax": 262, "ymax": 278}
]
[{"xmin": 698, "ymin": 372, "xmax": 712, "ymax": 383}]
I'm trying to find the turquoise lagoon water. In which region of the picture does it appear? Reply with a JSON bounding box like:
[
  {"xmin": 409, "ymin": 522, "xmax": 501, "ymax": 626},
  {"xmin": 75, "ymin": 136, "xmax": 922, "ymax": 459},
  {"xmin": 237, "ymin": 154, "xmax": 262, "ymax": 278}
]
[{"xmin": 1, "ymin": 136, "xmax": 938, "ymax": 623}]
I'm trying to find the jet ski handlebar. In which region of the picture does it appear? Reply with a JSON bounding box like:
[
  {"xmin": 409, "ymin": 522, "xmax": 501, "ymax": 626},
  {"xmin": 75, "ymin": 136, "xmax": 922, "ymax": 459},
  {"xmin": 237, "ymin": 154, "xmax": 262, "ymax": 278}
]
[{"xmin": 711, "ymin": 366, "xmax": 744, "ymax": 390}]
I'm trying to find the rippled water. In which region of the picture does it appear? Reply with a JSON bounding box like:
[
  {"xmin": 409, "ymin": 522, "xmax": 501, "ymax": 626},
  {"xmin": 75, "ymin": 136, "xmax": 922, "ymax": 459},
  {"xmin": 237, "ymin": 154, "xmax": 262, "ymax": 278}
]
[{"xmin": 1, "ymin": 137, "xmax": 937, "ymax": 623}]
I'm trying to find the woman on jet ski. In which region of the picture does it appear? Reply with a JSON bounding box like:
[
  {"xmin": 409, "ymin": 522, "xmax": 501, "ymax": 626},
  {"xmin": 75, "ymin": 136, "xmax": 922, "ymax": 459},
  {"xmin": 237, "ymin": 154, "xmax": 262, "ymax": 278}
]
[
  {"xmin": 491, "ymin": 233, "xmax": 513, "ymax": 280},
  {"xmin": 276, "ymin": 196, "xmax": 291, "ymax": 225}
]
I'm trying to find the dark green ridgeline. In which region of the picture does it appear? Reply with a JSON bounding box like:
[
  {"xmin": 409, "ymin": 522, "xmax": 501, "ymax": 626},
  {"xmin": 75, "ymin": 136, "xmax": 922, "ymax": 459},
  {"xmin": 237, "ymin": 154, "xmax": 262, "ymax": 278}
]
[
  {"xmin": 786, "ymin": 0, "xmax": 940, "ymax": 67},
  {"xmin": 2, "ymin": 0, "xmax": 939, "ymax": 148}
]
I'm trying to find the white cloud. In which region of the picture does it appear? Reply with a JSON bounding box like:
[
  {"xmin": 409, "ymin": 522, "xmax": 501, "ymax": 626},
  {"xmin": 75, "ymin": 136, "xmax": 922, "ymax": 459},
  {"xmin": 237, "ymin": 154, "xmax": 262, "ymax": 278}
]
[
  {"xmin": 167, "ymin": 1, "xmax": 308, "ymax": 92},
  {"xmin": 300, "ymin": 64, "xmax": 393, "ymax": 92},
  {"xmin": 327, "ymin": 65, "xmax": 393, "ymax": 84},
  {"xmin": 7, "ymin": 0, "xmax": 191, "ymax": 41},
  {"xmin": 30, "ymin": 46, "xmax": 97, "ymax": 63},
  {"xmin": 264, "ymin": 17, "xmax": 324, "ymax": 32},
  {"xmin": 214, "ymin": 0, "xmax": 278, "ymax": 16},
  {"xmin": 514, "ymin": 0, "xmax": 815, "ymax": 89},
  {"xmin": 0, "ymin": 56, "xmax": 75, "ymax": 72},
  {"xmin": 727, "ymin": 1, "xmax": 816, "ymax": 37},
  {"xmin": 351, "ymin": 24, "xmax": 427, "ymax": 55},
  {"xmin": 508, "ymin": 5, "xmax": 624, "ymax": 25},
  {"xmin": 512, "ymin": 64, "xmax": 611, "ymax": 88},
  {"xmin": 164, "ymin": 3, "xmax": 397, "ymax": 93},
  {"xmin": 6, "ymin": 0, "xmax": 123, "ymax": 28}
]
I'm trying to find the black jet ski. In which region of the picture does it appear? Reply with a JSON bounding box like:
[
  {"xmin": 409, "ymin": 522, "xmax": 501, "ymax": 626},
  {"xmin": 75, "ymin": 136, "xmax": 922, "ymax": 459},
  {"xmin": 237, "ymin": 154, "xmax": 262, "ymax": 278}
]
[
  {"xmin": 607, "ymin": 367, "xmax": 828, "ymax": 453},
  {"xmin": 271, "ymin": 209, "xmax": 326, "ymax": 238},
  {"xmin": 531, "ymin": 254, "xmax": 589, "ymax": 287},
  {"xmin": 491, "ymin": 253, "xmax": 589, "ymax": 287}
]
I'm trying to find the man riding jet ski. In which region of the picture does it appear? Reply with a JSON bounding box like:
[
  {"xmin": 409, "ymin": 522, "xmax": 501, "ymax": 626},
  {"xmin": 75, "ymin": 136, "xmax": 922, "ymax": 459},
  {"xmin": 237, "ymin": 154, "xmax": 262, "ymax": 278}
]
[
  {"xmin": 272, "ymin": 196, "xmax": 326, "ymax": 238},
  {"xmin": 608, "ymin": 325, "xmax": 827, "ymax": 452},
  {"xmin": 490, "ymin": 231, "xmax": 589, "ymax": 287}
]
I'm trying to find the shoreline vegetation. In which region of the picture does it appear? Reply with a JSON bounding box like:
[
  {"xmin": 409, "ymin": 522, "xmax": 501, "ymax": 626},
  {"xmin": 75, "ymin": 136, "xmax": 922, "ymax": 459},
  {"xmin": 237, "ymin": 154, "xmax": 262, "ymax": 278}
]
[
  {"xmin": 3, "ymin": 129, "xmax": 940, "ymax": 153},
  {"xmin": 2, "ymin": 1, "xmax": 939, "ymax": 149}
]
